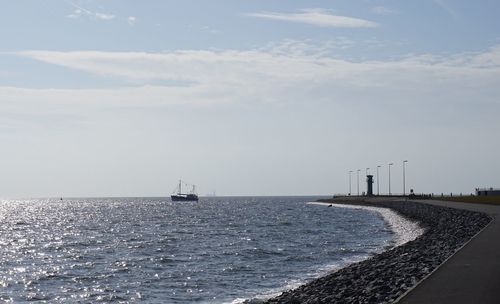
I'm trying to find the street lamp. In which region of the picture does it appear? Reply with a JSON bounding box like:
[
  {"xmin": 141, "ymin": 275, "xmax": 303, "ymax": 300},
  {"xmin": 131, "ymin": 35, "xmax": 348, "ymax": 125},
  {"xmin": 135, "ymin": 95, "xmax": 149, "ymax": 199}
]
[
  {"xmin": 388, "ymin": 163, "xmax": 394, "ymax": 195},
  {"xmin": 403, "ymin": 160, "xmax": 408, "ymax": 196},
  {"xmin": 377, "ymin": 165, "xmax": 381, "ymax": 196},
  {"xmin": 357, "ymin": 169, "xmax": 361, "ymax": 196},
  {"xmin": 349, "ymin": 170, "xmax": 353, "ymax": 196}
]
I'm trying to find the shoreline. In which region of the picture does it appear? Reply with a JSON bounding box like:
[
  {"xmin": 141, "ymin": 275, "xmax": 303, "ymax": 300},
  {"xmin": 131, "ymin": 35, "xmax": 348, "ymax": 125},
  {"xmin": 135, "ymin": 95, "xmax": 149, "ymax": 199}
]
[
  {"xmin": 264, "ymin": 199, "xmax": 492, "ymax": 304},
  {"xmin": 308, "ymin": 202, "xmax": 424, "ymax": 247}
]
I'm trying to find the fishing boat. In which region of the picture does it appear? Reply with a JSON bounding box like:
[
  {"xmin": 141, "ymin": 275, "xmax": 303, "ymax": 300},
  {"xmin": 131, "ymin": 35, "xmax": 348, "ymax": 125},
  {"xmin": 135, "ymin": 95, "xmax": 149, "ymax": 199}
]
[{"xmin": 171, "ymin": 180, "xmax": 199, "ymax": 201}]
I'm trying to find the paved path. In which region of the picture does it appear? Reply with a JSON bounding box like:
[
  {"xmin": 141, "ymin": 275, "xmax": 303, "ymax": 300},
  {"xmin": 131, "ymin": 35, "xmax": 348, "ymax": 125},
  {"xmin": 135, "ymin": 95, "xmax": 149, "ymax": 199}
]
[{"xmin": 398, "ymin": 200, "xmax": 500, "ymax": 304}]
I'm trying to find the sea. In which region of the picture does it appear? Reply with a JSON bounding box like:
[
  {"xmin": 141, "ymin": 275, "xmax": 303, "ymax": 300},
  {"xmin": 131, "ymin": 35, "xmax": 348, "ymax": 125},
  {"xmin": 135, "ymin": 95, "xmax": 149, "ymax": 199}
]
[{"xmin": 0, "ymin": 196, "xmax": 420, "ymax": 303}]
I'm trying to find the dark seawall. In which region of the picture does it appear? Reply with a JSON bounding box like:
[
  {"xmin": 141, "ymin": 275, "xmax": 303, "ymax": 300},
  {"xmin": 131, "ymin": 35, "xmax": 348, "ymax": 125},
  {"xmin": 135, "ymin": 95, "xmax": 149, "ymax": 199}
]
[{"xmin": 265, "ymin": 200, "xmax": 491, "ymax": 304}]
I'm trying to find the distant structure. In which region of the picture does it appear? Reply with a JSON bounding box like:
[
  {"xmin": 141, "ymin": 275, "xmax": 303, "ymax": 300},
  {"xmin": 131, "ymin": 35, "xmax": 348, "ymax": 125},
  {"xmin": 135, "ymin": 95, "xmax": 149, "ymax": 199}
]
[
  {"xmin": 366, "ymin": 175, "xmax": 374, "ymax": 196},
  {"xmin": 476, "ymin": 188, "xmax": 500, "ymax": 196}
]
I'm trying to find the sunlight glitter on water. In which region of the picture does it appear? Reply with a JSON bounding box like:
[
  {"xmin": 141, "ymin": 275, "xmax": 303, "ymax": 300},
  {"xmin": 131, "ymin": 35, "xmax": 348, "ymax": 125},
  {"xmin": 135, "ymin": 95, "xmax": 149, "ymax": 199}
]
[{"xmin": 0, "ymin": 197, "xmax": 395, "ymax": 303}]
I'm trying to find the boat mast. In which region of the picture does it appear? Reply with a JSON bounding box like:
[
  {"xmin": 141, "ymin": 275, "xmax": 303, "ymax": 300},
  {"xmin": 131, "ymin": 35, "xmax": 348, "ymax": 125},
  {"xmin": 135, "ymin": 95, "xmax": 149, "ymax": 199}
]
[{"xmin": 179, "ymin": 179, "xmax": 182, "ymax": 194}]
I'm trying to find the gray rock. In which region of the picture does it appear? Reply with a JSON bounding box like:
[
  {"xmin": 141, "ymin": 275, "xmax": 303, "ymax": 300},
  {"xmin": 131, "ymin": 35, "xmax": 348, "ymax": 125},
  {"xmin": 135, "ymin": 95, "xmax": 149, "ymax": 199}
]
[{"xmin": 265, "ymin": 201, "xmax": 491, "ymax": 304}]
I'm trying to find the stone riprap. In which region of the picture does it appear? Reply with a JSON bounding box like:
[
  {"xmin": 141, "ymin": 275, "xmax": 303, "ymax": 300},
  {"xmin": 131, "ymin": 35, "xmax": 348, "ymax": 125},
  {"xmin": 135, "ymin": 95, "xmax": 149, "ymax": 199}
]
[{"xmin": 264, "ymin": 200, "xmax": 491, "ymax": 304}]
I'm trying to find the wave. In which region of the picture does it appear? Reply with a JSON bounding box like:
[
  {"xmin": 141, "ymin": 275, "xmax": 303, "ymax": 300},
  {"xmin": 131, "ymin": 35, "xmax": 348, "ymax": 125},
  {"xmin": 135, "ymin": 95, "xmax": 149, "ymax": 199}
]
[
  {"xmin": 227, "ymin": 253, "xmax": 375, "ymax": 304},
  {"xmin": 302, "ymin": 201, "xmax": 425, "ymax": 275},
  {"xmin": 308, "ymin": 202, "xmax": 425, "ymax": 247},
  {"xmin": 230, "ymin": 201, "xmax": 425, "ymax": 304}
]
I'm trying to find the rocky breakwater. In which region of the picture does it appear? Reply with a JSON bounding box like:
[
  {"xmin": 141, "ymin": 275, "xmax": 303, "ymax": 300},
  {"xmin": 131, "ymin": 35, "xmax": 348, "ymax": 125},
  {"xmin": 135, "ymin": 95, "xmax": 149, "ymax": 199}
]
[{"xmin": 265, "ymin": 200, "xmax": 491, "ymax": 304}]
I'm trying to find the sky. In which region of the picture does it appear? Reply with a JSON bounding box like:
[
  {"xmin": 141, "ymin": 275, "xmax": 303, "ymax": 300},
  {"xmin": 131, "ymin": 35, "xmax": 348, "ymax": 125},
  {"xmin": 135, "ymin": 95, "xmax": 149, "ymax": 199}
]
[{"xmin": 1, "ymin": 0, "xmax": 499, "ymax": 198}]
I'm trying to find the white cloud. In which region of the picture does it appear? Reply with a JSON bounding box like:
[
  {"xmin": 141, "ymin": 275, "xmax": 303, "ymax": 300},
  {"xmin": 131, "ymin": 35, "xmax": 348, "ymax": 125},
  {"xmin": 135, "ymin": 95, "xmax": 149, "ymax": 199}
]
[
  {"xmin": 11, "ymin": 44, "xmax": 500, "ymax": 113},
  {"xmin": 95, "ymin": 13, "xmax": 115, "ymax": 21},
  {"xmin": 258, "ymin": 39, "xmax": 358, "ymax": 58},
  {"xmin": 4, "ymin": 44, "xmax": 500, "ymax": 197},
  {"xmin": 66, "ymin": 9, "xmax": 82, "ymax": 19},
  {"xmin": 247, "ymin": 8, "xmax": 378, "ymax": 28},
  {"xmin": 65, "ymin": 1, "xmax": 115, "ymax": 21},
  {"xmin": 127, "ymin": 16, "xmax": 137, "ymax": 26}
]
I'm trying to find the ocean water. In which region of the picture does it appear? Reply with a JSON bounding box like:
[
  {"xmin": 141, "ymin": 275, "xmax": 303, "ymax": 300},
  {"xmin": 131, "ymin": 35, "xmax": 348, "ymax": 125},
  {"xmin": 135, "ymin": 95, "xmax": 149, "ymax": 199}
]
[{"xmin": 0, "ymin": 197, "xmax": 399, "ymax": 303}]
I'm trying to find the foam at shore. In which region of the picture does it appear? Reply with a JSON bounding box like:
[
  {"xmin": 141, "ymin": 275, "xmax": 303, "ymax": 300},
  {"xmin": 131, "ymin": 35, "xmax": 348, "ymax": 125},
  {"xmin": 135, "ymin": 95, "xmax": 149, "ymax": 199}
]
[
  {"xmin": 309, "ymin": 202, "xmax": 425, "ymax": 247},
  {"xmin": 233, "ymin": 201, "xmax": 426, "ymax": 304},
  {"xmin": 265, "ymin": 200, "xmax": 491, "ymax": 304}
]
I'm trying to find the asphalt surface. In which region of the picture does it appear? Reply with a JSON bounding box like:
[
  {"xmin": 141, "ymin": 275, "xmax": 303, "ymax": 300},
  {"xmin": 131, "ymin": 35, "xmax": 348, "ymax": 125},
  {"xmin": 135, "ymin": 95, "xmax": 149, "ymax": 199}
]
[{"xmin": 398, "ymin": 200, "xmax": 500, "ymax": 304}]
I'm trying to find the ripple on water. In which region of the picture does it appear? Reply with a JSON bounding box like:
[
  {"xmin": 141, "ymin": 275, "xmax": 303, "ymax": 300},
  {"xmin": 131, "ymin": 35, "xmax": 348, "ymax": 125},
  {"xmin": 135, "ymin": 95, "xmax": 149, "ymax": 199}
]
[{"xmin": 0, "ymin": 197, "xmax": 399, "ymax": 303}]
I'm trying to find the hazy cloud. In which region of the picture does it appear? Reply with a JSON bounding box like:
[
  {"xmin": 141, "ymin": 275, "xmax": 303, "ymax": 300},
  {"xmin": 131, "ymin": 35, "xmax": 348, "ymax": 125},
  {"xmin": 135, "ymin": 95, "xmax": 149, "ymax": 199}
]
[
  {"xmin": 127, "ymin": 16, "xmax": 137, "ymax": 26},
  {"xmin": 65, "ymin": 1, "xmax": 115, "ymax": 21},
  {"xmin": 247, "ymin": 8, "xmax": 378, "ymax": 28},
  {"xmin": 6, "ymin": 44, "xmax": 500, "ymax": 197},
  {"xmin": 257, "ymin": 39, "xmax": 357, "ymax": 58},
  {"xmin": 187, "ymin": 24, "xmax": 221, "ymax": 35},
  {"xmin": 66, "ymin": 9, "xmax": 82, "ymax": 19},
  {"xmin": 95, "ymin": 13, "xmax": 115, "ymax": 21},
  {"xmin": 433, "ymin": 0, "xmax": 459, "ymax": 18},
  {"xmin": 372, "ymin": 6, "xmax": 399, "ymax": 15},
  {"xmin": 12, "ymin": 44, "xmax": 500, "ymax": 111}
]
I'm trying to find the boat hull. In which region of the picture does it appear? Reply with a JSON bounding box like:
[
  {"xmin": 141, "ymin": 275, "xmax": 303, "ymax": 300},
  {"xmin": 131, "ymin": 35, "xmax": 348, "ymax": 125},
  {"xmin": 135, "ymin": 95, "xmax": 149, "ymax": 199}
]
[{"xmin": 171, "ymin": 194, "xmax": 199, "ymax": 202}]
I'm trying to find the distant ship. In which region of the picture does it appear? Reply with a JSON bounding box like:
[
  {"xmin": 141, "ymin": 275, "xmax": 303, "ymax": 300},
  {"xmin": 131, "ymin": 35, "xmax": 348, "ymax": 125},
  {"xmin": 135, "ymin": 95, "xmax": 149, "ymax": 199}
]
[{"xmin": 171, "ymin": 180, "xmax": 199, "ymax": 201}]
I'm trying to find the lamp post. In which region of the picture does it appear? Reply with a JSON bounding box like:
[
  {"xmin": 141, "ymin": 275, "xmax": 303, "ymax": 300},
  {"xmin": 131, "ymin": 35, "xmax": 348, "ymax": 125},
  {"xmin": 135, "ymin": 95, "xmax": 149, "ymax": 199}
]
[
  {"xmin": 349, "ymin": 170, "xmax": 353, "ymax": 196},
  {"xmin": 403, "ymin": 160, "xmax": 408, "ymax": 196},
  {"xmin": 377, "ymin": 165, "xmax": 381, "ymax": 196},
  {"xmin": 388, "ymin": 163, "xmax": 393, "ymax": 195},
  {"xmin": 357, "ymin": 169, "xmax": 361, "ymax": 196}
]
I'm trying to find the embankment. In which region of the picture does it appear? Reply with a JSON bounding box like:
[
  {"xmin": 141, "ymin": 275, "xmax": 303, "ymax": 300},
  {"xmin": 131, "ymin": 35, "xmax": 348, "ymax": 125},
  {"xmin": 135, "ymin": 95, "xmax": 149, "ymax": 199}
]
[{"xmin": 265, "ymin": 199, "xmax": 491, "ymax": 304}]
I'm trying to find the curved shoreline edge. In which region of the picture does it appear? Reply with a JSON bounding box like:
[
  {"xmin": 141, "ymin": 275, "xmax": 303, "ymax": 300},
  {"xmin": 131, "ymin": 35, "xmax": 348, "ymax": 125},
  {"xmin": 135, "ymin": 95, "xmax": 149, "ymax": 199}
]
[
  {"xmin": 308, "ymin": 202, "xmax": 425, "ymax": 247},
  {"xmin": 264, "ymin": 199, "xmax": 492, "ymax": 304}
]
